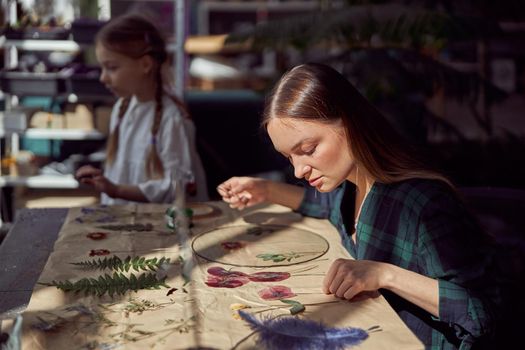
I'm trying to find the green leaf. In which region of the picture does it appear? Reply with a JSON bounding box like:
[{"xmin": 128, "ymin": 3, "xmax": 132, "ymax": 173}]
[
  {"xmin": 40, "ymin": 272, "xmax": 171, "ymax": 297},
  {"xmin": 71, "ymin": 255, "xmax": 169, "ymax": 273},
  {"xmin": 280, "ymin": 299, "xmax": 305, "ymax": 315}
]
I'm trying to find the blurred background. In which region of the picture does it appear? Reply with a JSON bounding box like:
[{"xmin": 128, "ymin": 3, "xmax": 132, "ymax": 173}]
[{"xmin": 1, "ymin": 0, "xmax": 524, "ymax": 233}]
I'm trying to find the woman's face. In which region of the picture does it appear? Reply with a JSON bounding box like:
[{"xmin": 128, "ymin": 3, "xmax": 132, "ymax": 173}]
[
  {"xmin": 95, "ymin": 43, "xmax": 151, "ymax": 98},
  {"xmin": 267, "ymin": 117, "xmax": 356, "ymax": 192}
]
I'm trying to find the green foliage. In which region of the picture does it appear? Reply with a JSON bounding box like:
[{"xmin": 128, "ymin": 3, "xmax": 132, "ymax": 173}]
[
  {"xmin": 71, "ymin": 255, "xmax": 170, "ymax": 272},
  {"xmin": 40, "ymin": 272, "xmax": 170, "ymax": 297},
  {"xmin": 280, "ymin": 299, "xmax": 306, "ymax": 315},
  {"xmin": 256, "ymin": 252, "xmax": 304, "ymax": 263},
  {"xmin": 227, "ymin": 5, "xmax": 499, "ymax": 51},
  {"xmin": 225, "ymin": 2, "xmax": 513, "ymax": 142}
]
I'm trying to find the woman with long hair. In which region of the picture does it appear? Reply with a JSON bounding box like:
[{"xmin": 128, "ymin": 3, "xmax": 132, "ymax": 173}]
[{"xmin": 218, "ymin": 63, "xmax": 501, "ymax": 349}]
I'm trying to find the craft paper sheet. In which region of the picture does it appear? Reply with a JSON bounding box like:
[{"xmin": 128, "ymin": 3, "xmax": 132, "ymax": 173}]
[{"xmin": 1, "ymin": 203, "xmax": 423, "ymax": 349}]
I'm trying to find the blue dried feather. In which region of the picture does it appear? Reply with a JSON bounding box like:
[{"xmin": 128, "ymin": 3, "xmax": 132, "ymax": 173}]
[{"xmin": 238, "ymin": 310, "xmax": 370, "ymax": 350}]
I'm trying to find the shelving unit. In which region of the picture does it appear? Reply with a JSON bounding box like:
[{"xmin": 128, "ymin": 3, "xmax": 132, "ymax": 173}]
[
  {"xmin": 0, "ymin": 0, "xmax": 188, "ymax": 227},
  {"xmin": 0, "ymin": 2, "xmax": 104, "ymax": 225}
]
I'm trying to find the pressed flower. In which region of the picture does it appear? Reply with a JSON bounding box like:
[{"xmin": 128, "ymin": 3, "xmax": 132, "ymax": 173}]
[
  {"xmin": 86, "ymin": 232, "xmax": 108, "ymax": 240},
  {"xmin": 221, "ymin": 241, "xmax": 246, "ymax": 250},
  {"xmin": 230, "ymin": 303, "xmax": 251, "ymax": 320},
  {"xmin": 248, "ymin": 271, "xmax": 291, "ymax": 282},
  {"xmin": 89, "ymin": 249, "xmax": 111, "ymax": 256},
  {"xmin": 207, "ymin": 266, "xmax": 248, "ymax": 278},
  {"xmin": 81, "ymin": 207, "xmax": 97, "ymax": 214},
  {"xmin": 205, "ymin": 275, "xmax": 250, "ymax": 288},
  {"xmin": 95, "ymin": 215, "xmax": 117, "ymax": 223},
  {"xmin": 258, "ymin": 286, "xmax": 296, "ymax": 300},
  {"xmin": 230, "ymin": 303, "xmax": 251, "ymax": 311}
]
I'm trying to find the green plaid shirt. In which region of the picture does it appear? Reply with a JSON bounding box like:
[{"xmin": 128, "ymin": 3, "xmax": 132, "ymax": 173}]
[{"xmin": 298, "ymin": 179, "xmax": 500, "ymax": 350}]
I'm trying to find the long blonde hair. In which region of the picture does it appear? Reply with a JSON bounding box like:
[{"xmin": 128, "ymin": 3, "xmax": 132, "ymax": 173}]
[
  {"xmin": 97, "ymin": 14, "xmax": 189, "ymax": 179},
  {"xmin": 262, "ymin": 63, "xmax": 452, "ymax": 186}
]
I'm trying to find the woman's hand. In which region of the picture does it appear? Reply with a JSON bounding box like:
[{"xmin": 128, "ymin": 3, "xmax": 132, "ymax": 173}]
[
  {"xmin": 217, "ymin": 177, "xmax": 269, "ymax": 210},
  {"xmin": 323, "ymin": 258, "xmax": 392, "ymax": 300},
  {"xmin": 75, "ymin": 165, "xmax": 118, "ymax": 198}
]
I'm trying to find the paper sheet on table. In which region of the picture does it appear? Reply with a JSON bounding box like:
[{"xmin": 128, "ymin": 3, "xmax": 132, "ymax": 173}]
[{"xmin": 2, "ymin": 203, "xmax": 423, "ymax": 350}]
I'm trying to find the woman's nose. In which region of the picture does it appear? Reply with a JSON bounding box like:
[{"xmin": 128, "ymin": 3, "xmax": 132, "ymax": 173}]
[
  {"xmin": 293, "ymin": 161, "xmax": 311, "ymax": 179},
  {"xmin": 99, "ymin": 71, "xmax": 108, "ymax": 84}
]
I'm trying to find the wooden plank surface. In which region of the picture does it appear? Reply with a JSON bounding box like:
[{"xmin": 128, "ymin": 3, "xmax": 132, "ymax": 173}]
[{"xmin": 0, "ymin": 208, "xmax": 67, "ymax": 319}]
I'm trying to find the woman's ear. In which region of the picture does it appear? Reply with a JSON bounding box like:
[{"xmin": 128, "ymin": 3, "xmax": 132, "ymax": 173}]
[{"xmin": 139, "ymin": 55, "xmax": 155, "ymax": 75}]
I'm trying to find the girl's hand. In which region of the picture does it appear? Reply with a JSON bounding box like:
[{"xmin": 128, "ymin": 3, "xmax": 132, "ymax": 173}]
[
  {"xmin": 217, "ymin": 177, "xmax": 269, "ymax": 210},
  {"xmin": 322, "ymin": 258, "xmax": 392, "ymax": 300},
  {"xmin": 75, "ymin": 165, "xmax": 117, "ymax": 197},
  {"xmin": 75, "ymin": 165, "xmax": 103, "ymax": 182}
]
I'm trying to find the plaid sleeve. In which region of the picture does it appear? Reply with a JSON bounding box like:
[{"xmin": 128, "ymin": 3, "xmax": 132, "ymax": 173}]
[
  {"xmin": 296, "ymin": 185, "xmax": 345, "ymax": 219},
  {"xmin": 417, "ymin": 189, "xmax": 500, "ymax": 346}
]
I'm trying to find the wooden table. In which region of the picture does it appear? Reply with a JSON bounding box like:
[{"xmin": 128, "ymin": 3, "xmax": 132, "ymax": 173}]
[{"xmin": 0, "ymin": 204, "xmax": 423, "ymax": 349}]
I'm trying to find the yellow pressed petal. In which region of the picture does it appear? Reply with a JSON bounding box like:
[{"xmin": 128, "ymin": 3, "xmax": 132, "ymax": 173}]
[{"xmin": 229, "ymin": 303, "xmax": 250, "ymax": 311}]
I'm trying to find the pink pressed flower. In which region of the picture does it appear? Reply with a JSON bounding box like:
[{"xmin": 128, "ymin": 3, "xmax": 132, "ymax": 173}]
[
  {"xmin": 258, "ymin": 286, "xmax": 296, "ymax": 300},
  {"xmin": 205, "ymin": 275, "xmax": 250, "ymax": 288},
  {"xmin": 248, "ymin": 271, "xmax": 291, "ymax": 282},
  {"xmin": 207, "ymin": 266, "xmax": 248, "ymax": 278},
  {"xmin": 86, "ymin": 231, "xmax": 107, "ymax": 240},
  {"xmin": 221, "ymin": 241, "xmax": 246, "ymax": 250},
  {"xmin": 89, "ymin": 249, "xmax": 110, "ymax": 256}
]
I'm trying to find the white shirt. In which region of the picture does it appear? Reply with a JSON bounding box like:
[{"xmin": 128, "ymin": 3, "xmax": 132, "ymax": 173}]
[{"xmin": 101, "ymin": 95, "xmax": 208, "ymax": 205}]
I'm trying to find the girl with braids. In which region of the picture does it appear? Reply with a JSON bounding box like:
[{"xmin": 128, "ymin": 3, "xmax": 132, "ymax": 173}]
[
  {"xmin": 75, "ymin": 14, "xmax": 207, "ymax": 204},
  {"xmin": 217, "ymin": 63, "xmax": 504, "ymax": 349}
]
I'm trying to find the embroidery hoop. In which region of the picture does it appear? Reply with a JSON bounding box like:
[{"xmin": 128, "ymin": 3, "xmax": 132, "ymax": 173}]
[{"xmin": 191, "ymin": 224, "xmax": 329, "ymax": 267}]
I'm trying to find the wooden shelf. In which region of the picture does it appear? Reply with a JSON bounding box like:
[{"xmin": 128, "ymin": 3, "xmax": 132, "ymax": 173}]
[
  {"xmin": 185, "ymin": 34, "xmax": 251, "ymax": 54},
  {"xmin": 0, "ymin": 174, "xmax": 79, "ymax": 189},
  {"xmin": 3, "ymin": 39, "xmax": 80, "ymax": 52}
]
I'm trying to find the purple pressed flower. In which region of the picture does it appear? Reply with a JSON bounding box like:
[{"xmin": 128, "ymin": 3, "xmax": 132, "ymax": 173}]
[
  {"xmin": 81, "ymin": 207, "xmax": 96, "ymax": 214},
  {"xmin": 221, "ymin": 241, "xmax": 246, "ymax": 250},
  {"xmin": 258, "ymin": 286, "xmax": 296, "ymax": 300},
  {"xmin": 248, "ymin": 271, "xmax": 291, "ymax": 282},
  {"xmin": 96, "ymin": 215, "xmax": 116, "ymax": 223},
  {"xmin": 205, "ymin": 275, "xmax": 250, "ymax": 288},
  {"xmin": 207, "ymin": 266, "xmax": 248, "ymax": 278},
  {"xmin": 205, "ymin": 267, "xmax": 250, "ymax": 288}
]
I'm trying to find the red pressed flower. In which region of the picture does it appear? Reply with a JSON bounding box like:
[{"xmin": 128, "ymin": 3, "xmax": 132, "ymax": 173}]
[
  {"xmin": 86, "ymin": 232, "xmax": 107, "ymax": 240},
  {"xmin": 205, "ymin": 275, "xmax": 250, "ymax": 288},
  {"xmin": 221, "ymin": 241, "xmax": 246, "ymax": 250},
  {"xmin": 258, "ymin": 286, "xmax": 296, "ymax": 300},
  {"xmin": 207, "ymin": 266, "xmax": 248, "ymax": 278},
  {"xmin": 89, "ymin": 249, "xmax": 111, "ymax": 256},
  {"xmin": 248, "ymin": 271, "xmax": 291, "ymax": 282}
]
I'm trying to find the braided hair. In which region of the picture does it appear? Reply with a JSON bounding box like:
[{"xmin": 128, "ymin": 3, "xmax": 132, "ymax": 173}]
[{"xmin": 97, "ymin": 14, "xmax": 190, "ymax": 179}]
